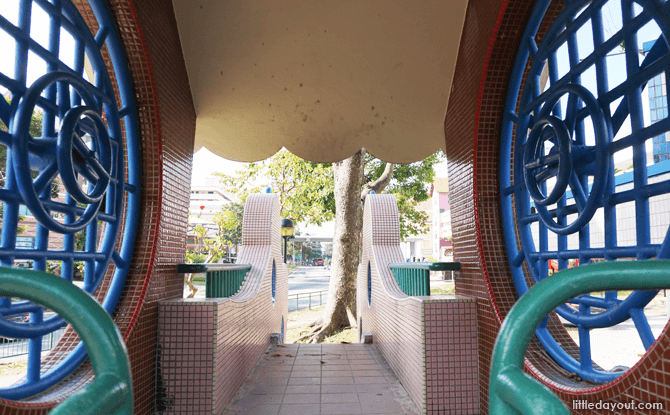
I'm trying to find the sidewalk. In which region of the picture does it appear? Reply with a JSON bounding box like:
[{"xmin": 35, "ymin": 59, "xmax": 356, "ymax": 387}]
[{"xmin": 224, "ymin": 343, "xmax": 420, "ymax": 415}]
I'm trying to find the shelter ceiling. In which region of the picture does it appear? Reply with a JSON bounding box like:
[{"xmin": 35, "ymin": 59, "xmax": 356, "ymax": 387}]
[{"xmin": 171, "ymin": 0, "xmax": 468, "ymax": 163}]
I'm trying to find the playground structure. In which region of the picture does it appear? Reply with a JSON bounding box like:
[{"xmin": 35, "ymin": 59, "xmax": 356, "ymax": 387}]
[{"xmin": 0, "ymin": 0, "xmax": 669, "ymax": 414}]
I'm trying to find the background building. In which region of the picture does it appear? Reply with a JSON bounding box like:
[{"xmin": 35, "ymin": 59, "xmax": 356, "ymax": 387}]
[
  {"xmin": 644, "ymin": 40, "xmax": 669, "ymax": 164},
  {"xmin": 399, "ymin": 177, "xmax": 454, "ymax": 262}
]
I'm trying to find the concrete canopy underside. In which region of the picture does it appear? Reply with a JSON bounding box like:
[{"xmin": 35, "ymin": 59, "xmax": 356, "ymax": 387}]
[{"xmin": 171, "ymin": 0, "xmax": 468, "ymax": 163}]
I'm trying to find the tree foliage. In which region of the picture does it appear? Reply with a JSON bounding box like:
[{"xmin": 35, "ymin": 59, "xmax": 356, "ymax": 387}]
[
  {"xmin": 200, "ymin": 201, "xmax": 245, "ymax": 262},
  {"xmin": 215, "ymin": 149, "xmax": 334, "ymax": 226},
  {"xmin": 216, "ymin": 148, "xmax": 443, "ymax": 241},
  {"xmin": 363, "ymin": 151, "xmax": 443, "ymax": 239},
  {"xmin": 184, "ymin": 202, "xmax": 245, "ymax": 297}
]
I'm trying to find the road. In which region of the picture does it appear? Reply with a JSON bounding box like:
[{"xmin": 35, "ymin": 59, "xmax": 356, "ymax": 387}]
[
  {"xmin": 288, "ymin": 266, "xmax": 330, "ymax": 293},
  {"xmin": 288, "ymin": 266, "xmax": 330, "ymax": 311}
]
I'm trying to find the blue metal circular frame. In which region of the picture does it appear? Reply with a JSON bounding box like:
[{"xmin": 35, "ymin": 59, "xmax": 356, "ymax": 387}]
[
  {"xmin": 523, "ymin": 114, "xmax": 573, "ymax": 207},
  {"xmin": 0, "ymin": 0, "xmax": 140, "ymax": 399},
  {"xmin": 500, "ymin": 0, "xmax": 670, "ymax": 383}
]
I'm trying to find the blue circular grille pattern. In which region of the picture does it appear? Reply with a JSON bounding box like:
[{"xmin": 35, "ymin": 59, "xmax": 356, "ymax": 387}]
[
  {"xmin": 500, "ymin": 0, "xmax": 670, "ymax": 383},
  {"xmin": 0, "ymin": 0, "xmax": 140, "ymax": 398}
]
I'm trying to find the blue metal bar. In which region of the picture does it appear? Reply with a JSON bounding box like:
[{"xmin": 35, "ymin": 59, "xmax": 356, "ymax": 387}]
[
  {"xmin": 0, "ymin": 19, "xmax": 111, "ymax": 101},
  {"xmin": 527, "ymin": 246, "xmax": 660, "ymax": 261},
  {"xmin": 577, "ymin": 304, "xmax": 591, "ymax": 372},
  {"xmin": 62, "ymin": 193, "xmax": 75, "ymax": 283},
  {"xmin": 610, "ymin": 37, "xmax": 668, "ymax": 135},
  {"xmin": 629, "ymin": 307, "xmax": 655, "ymax": 350},
  {"xmin": 622, "ymin": 0, "xmax": 652, "ymax": 264},
  {"xmin": 565, "ymin": 294, "xmax": 621, "ymax": 308},
  {"xmin": 32, "ymin": 0, "xmax": 89, "ymax": 41},
  {"xmin": 26, "ymin": 309, "xmax": 43, "ymax": 384},
  {"xmin": 0, "ymin": 249, "xmax": 106, "ymax": 261},
  {"xmin": 523, "ymin": 10, "xmax": 652, "ymax": 114},
  {"xmin": 0, "ymin": 302, "xmax": 46, "ymax": 316}
]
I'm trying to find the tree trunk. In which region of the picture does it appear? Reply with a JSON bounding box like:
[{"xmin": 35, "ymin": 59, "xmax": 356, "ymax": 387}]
[
  {"xmin": 185, "ymin": 274, "xmax": 198, "ymax": 298},
  {"xmin": 300, "ymin": 149, "xmax": 365, "ymax": 342}
]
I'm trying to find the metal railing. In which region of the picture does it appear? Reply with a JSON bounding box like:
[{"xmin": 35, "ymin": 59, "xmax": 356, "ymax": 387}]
[
  {"xmin": 0, "ymin": 267, "xmax": 132, "ymax": 414},
  {"xmin": 178, "ymin": 263, "xmax": 252, "ymax": 298},
  {"xmin": 288, "ymin": 290, "xmax": 328, "ymax": 312},
  {"xmin": 490, "ymin": 260, "xmax": 670, "ymax": 414},
  {"xmin": 0, "ymin": 328, "xmax": 65, "ymax": 360},
  {"xmin": 388, "ymin": 262, "xmax": 461, "ymax": 296}
]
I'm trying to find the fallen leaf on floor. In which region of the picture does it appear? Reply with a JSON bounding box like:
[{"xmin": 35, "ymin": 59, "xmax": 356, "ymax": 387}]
[{"xmin": 272, "ymin": 353, "xmax": 281, "ymax": 357}]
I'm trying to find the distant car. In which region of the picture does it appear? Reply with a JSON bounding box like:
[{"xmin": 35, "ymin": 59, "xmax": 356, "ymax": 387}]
[{"xmin": 316, "ymin": 258, "xmax": 324, "ymax": 266}]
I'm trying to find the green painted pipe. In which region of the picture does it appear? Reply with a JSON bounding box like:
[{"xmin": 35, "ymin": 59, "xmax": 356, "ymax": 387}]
[
  {"xmin": 0, "ymin": 266, "xmax": 132, "ymax": 415},
  {"xmin": 490, "ymin": 260, "xmax": 670, "ymax": 414}
]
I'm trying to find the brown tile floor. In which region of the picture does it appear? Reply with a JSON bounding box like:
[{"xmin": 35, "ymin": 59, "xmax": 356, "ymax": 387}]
[{"xmin": 224, "ymin": 344, "xmax": 421, "ymax": 415}]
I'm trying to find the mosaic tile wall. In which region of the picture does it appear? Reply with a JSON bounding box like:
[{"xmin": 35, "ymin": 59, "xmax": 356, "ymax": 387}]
[
  {"xmin": 357, "ymin": 195, "xmax": 479, "ymax": 414},
  {"xmin": 444, "ymin": 0, "xmax": 670, "ymax": 413},
  {"xmin": 0, "ymin": 0, "xmax": 195, "ymax": 413},
  {"xmin": 158, "ymin": 194, "xmax": 288, "ymax": 414}
]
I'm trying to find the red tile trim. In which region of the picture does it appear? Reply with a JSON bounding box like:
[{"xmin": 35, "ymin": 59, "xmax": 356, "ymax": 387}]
[
  {"xmin": 473, "ymin": 0, "xmax": 511, "ymax": 328},
  {"xmin": 119, "ymin": 0, "xmax": 164, "ymax": 343}
]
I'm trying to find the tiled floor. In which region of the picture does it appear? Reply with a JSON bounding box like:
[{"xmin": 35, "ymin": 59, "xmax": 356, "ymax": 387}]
[{"xmin": 224, "ymin": 343, "xmax": 421, "ymax": 415}]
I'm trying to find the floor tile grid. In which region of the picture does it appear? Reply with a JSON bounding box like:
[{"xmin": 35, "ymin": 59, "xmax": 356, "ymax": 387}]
[
  {"xmin": 224, "ymin": 344, "xmax": 421, "ymax": 414},
  {"xmin": 279, "ymin": 344, "xmax": 324, "ymax": 414}
]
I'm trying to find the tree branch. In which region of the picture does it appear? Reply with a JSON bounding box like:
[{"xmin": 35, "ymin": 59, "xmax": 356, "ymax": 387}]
[{"xmin": 361, "ymin": 162, "xmax": 395, "ymax": 203}]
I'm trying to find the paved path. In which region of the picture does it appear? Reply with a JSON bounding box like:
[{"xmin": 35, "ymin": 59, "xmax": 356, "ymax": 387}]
[{"xmin": 223, "ymin": 343, "xmax": 420, "ymax": 415}]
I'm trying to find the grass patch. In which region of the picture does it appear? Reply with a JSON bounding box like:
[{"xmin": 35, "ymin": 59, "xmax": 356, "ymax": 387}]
[
  {"xmin": 288, "ymin": 306, "xmax": 325, "ymax": 324},
  {"xmin": 191, "ymin": 276, "xmax": 206, "ymax": 285},
  {"xmin": 286, "ymin": 306, "xmax": 358, "ymax": 344},
  {"xmin": 0, "ymin": 359, "xmax": 26, "ymax": 376},
  {"xmin": 431, "ymin": 283, "xmax": 455, "ymax": 296}
]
